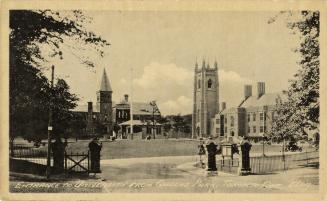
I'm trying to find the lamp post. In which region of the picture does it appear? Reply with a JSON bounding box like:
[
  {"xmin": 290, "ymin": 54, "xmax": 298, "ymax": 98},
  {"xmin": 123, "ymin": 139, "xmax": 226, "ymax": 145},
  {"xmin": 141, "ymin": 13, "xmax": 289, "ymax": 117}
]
[
  {"xmin": 46, "ymin": 65, "xmax": 54, "ymax": 179},
  {"xmin": 130, "ymin": 68, "xmax": 133, "ymax": 140},
  {"xmin": 149, "ymin": 101, "xmax": 160, "ymax": 139}
]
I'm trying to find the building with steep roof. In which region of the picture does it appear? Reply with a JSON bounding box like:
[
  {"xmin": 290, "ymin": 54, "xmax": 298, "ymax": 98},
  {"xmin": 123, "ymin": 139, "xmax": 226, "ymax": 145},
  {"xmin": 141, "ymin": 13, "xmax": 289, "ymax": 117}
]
[
  {"xmin": 113, "ymin": 94, "xmax": 162, "ymax": 139},
  {"xmin": 211, "ymin": 82, "xmax": 284, "ymax": 142},
  {"xmin": 71, "ymin": 68, "xmax": 113, "ymax": 136},
  {"xmin": 71, "ymin": 69, "xmax": 162, "ymax": 138}
]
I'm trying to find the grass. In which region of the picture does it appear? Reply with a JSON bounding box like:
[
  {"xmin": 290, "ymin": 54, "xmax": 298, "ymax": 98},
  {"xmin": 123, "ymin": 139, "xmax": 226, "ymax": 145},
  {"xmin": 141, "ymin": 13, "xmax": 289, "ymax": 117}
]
[
  {"xmin": 66, "ymin": 139, "xmax": 289, "ymax": 160},
  {"xmin": 67, "ymin": 139, "xmax": 199, "ymax": 159}
]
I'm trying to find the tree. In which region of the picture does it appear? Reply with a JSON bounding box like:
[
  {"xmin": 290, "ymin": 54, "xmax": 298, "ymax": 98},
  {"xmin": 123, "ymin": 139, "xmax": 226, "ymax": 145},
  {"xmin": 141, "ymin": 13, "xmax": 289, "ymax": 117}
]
[
  {"xmin": 52, "ymin": 79, "xmax": 79, "ymax": 139},
  {"xmin": 268, "ymin": 11, "xmax": 319, "ymax": 143},
  {"xmin": 9, "ymin": 10, "xmax": 109, "ymax": 147}
]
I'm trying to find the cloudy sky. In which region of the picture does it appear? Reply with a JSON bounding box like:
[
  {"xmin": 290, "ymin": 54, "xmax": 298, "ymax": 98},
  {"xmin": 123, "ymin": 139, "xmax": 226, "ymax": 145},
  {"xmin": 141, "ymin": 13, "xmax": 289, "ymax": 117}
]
[{"xmin": 49, "ymin": 11, "xmax": 301, "ymax": 115}]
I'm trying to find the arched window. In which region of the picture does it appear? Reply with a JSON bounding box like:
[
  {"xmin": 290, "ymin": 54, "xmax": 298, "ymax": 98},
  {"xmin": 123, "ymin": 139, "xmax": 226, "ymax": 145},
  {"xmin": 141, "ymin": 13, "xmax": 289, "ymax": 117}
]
[
  {"xmin": 198, "ymin": 79, "xmax": 201, "ymax": 89},
  {"xmin": 208, "ymin": 79, "xmax": 212, "ymax": 88}
]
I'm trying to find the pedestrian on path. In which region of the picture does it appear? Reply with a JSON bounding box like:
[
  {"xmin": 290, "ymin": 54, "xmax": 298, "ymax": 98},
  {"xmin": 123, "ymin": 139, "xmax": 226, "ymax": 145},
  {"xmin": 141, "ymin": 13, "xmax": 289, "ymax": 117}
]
[{"xmin": 198, "ymin": 138, "xmax": 206, "ymax": 168}]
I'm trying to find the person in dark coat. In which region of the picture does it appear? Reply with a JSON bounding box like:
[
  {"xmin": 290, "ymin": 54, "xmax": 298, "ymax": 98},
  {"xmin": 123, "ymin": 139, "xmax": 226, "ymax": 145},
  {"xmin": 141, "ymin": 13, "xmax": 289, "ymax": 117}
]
[
  {"xmin": 51, "ymin": 136, "xmax": 67, "ymax": 172},
  {"xmin": 198, "ymin": 138, "xmax": 206, "ymax": 168},
  {"xmin": 89, "ymin": 137, "xmax": 102, "ymax": 173}
]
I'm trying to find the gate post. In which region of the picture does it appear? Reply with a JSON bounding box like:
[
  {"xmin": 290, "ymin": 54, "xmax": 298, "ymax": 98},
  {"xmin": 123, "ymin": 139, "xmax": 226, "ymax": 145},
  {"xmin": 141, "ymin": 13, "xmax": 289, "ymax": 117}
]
[{"xmin": 238, "ymin": 137, "xmax": 252, "ymax": 176}]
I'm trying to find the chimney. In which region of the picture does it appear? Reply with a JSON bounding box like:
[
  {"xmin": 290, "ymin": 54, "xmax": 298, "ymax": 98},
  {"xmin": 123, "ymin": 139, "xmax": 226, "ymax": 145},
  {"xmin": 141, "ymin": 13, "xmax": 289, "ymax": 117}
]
[
  {"xmin": 257, "ymin": 82, "xmax": 265, "ymax": 98},
  {"xmin": 88, "ymin": 102, "xmax": 93, "ymax": 114},
  {"xmin": 244, "ymin": 85, "xmax": 252, "ymax": 99},
  {"xmin": 221, "ymin": 102, "xmax": 226, "ymax": 111},
  {"xmin": 124, "ymin": 94, "xmax": 129, "ymax": 102}
]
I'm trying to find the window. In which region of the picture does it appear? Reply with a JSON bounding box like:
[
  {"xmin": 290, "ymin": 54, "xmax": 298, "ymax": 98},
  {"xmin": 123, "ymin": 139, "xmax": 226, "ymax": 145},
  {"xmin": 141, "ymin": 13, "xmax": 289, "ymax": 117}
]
[
  {"xmin": 231, "ymin": 131, "xmax": 234, "ymax": 136},
  {"xmin": 230, "ymin": 116, "xmax": 234, "ymax": 127},
  {"xmin": 198, "ymin": 79, "xmax": 201, "ymax": 89},
  {"xmin": 248, "ymin": 126, "xmax": 250, "ymax": 133},
  {"xmin": 271, "ymin": 112, "xmax": 275, "ymax": 120},
  {"xmin": 208, "ymin": 79, "xmax": 212, "ymax": 88},
  {"xmin": 253, "ymin": 113, "xmax": 256, "ymax": 121},
  {"xmin": 216, "ymin": 118, "xmax": 220, "ymax": 124},
  {"xmin": 264, "ymin": 125, "xmax": 267, "ymax": 132},
  {"xmin": 260, "ymin": 112, "xmax": 264, "ymax": 121},
  {"xmin": 260, "ymin": 126, "xmax": 264, "ymax": 133},
  {"xmin": 253, "ymin": 126, "xmax": 256, "ymax": 133},
  {"xmin": 247, "ymin": 114, "xmax": 251, "ymax": 122},
  {"xmin": 216, "ymin": 128, "xmax": 220, "ymax": 134},
  {"xmin": 225, "ymin": 117, "xmax": 227, "ymax": 124},
  {"xmin": 225, "ymin": 127, "xmax": 227, "ymax": 133}
]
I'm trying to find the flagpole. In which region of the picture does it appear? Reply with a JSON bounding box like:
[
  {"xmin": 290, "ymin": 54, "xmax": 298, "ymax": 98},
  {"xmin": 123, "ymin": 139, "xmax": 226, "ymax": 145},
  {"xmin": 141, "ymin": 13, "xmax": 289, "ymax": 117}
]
[{"xmin": 130, "ymin": 68, "xmax": 133, "ymax": 140}]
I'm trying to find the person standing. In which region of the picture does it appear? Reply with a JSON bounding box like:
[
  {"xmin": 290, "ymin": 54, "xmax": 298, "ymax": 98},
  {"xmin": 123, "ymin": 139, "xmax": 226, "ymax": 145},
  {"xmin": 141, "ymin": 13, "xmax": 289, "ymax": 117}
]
[
  {"xmin": 89, "ymin": 137, "xmax": 102, "ymax": 173},
  {"xmin": 197, "ymin": 138, "xmax": 206, "ymax": 168}
]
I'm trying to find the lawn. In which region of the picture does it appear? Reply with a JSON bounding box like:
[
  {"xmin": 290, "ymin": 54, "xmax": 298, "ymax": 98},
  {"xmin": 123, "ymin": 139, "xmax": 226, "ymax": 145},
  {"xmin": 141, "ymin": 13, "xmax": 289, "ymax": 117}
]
[
  {"xmin": 65, "ymin": 139, "xmax": 287, "ymax": 160},
  {"xmin": 66, "ymin": 139, "xmax": 199, "ymax": 159}
]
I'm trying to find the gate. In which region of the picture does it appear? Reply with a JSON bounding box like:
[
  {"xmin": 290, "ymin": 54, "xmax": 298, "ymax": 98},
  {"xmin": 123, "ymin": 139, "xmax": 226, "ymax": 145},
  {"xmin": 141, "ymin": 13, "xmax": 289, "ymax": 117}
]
[
  {"xmin": 217, "ymin": 158, "xmax": 240, "ymax": 174},
  {"xmin": 64, "ymin": 151, "xmax": 90, "ymax": 174}
]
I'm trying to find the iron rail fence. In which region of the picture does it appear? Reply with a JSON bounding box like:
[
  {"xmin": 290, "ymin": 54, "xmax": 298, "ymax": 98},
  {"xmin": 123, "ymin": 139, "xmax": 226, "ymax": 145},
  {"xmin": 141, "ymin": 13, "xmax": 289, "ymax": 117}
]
[
  {"xmin": 10, "ymin": 147, "xmax": 50, "ymax": 165},
  {"xmin": 217, "ymin": 150, "xmax": 319, "ymax": 175}
]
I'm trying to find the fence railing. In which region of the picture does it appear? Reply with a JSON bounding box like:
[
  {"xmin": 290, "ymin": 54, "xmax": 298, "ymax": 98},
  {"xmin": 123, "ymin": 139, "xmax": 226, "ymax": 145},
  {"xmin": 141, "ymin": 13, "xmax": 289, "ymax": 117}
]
[
  {"xmin": 217, "ymin": 150, "xmax": 319, "ymax": 175},
  {"xmin": 10, "ymin": 147, "xmax": 49, "ymax": 165},
  {"xmin": 250, "ymin": 150, "xmax": 319, "ymax": 174}
]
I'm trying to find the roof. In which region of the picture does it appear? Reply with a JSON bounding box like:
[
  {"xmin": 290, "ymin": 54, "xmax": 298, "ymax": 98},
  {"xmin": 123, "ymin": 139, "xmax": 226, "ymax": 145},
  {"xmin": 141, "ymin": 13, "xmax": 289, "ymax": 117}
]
[
  {"xmin": 71, "ymin": 101, "xmax": 161, "ymax": 115},
  {"xmin": 71, "ymin": 104, "xmax": 100, "ymax": 113},
  {"xmin": 100, "ymin": 68, "xmax": 112, "ymax": 91},
  {"xmin": 238, "ymin": 92, "xmax": 284, "ymax": 108},
  {"xmin": 115, "ymin": 102, "xmax": 161, "ymax": 115},
  {"xmin": 119, "ymin": 120, "xmax": 145, "ymax": 126},
  {"xmin": 119, "ymin": 120, "xmax": 162, "ymax": 126}
]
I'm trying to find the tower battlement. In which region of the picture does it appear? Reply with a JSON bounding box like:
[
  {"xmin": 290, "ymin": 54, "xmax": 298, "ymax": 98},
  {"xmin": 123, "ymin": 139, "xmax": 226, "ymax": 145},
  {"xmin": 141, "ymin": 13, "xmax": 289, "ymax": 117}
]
[{"xmin": 192, "ymin": 60, "xmax": 220, "ymax": 138}]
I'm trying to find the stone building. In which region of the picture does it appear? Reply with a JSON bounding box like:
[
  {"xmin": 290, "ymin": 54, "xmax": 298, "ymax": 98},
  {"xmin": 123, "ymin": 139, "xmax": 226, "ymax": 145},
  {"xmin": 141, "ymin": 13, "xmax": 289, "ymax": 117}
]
[
  {"xmin": 212, "ymin": 82, "xmax": 283, "ymax": 142},
  {"xmin": 192, "ymin": 60, "xmax": 219, "ymax": 138},
  {"xmin": 113, "ymin": 95, "xmax": 162, "ymax": 139},
  {"xmin": 71, "ymin": 69, "xmax": 162, "ymax": 138}
]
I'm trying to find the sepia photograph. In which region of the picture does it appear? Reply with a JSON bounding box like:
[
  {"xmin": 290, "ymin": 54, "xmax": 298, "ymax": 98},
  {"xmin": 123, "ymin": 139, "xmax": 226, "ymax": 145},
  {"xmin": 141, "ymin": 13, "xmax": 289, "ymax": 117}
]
[{"xmin": 0, "ymin": 1, "xmax": 325, "ymax": 199}]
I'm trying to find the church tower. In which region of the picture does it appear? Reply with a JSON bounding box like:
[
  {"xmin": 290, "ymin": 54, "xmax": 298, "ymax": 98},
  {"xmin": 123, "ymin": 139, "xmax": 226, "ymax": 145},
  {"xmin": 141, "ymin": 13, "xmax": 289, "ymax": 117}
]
[
  {"xmin": 97, "ymin": 68, "xmax": 113, "ymax": 134},
  {"xmin": 192, "ymin": 59, "xmax": 219, "ymax": 138}
]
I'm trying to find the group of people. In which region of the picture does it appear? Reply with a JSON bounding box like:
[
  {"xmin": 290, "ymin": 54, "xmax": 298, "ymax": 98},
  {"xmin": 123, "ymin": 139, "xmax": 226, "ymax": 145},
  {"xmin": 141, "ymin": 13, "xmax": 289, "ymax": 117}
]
[
  {"xmin": 51, "ymin": 136, "xmax": 102, "ymax": 174},
  {"xmin": 197, "ymin": 136, "xmax": 219, "ymax": 171}
]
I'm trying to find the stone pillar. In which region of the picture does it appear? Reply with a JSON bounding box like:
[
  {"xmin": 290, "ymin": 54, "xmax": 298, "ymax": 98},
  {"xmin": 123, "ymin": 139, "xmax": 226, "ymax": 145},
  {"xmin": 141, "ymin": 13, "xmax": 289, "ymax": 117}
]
[
  {"xmin": 206, "ymin": 141, "xmax": 218, "ymax": 176},
  {"xmin": 238, "ymin": 138, "xmax": 252, "ymax": 176}
]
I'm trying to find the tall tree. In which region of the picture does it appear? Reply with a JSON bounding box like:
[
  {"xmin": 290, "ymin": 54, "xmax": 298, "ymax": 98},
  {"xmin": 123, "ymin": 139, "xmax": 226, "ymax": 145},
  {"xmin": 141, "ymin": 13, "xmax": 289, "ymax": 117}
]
[
  {"xmin": 9, "ymin": 10, "xmax": 109, "ymax": 146},
  {"xmin": 268, "ymin": 11, "xmax": 319, "ymax": 143}
]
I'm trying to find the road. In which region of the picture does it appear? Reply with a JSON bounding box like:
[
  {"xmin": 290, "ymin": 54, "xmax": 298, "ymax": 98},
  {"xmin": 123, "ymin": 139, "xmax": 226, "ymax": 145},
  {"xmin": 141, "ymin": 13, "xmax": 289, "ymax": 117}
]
[{"xmin": 97, "ymin": 155, "xmax": 318, "ymax": 193}]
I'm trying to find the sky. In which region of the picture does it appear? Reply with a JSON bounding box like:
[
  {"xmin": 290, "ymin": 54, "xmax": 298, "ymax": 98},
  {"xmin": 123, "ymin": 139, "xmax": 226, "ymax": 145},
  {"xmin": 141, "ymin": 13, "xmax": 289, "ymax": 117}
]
[{"xmin": 47, "ymin": 11, "xmax": 301, "ymax": 115}]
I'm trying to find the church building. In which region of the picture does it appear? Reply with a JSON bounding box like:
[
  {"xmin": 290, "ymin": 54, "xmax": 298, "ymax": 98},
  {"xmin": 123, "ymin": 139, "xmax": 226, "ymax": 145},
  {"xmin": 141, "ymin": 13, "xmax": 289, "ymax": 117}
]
[
  {"xmin": 192, "ymin": 60, "xmax": 219, "ymax": 138},
  {"xmin": 72, "ymin": 68, "xmax": 113, "ymax": 136},
  {"xmin": 71, "ymin": 68, "xmax": 162, "ymax": 139}
]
